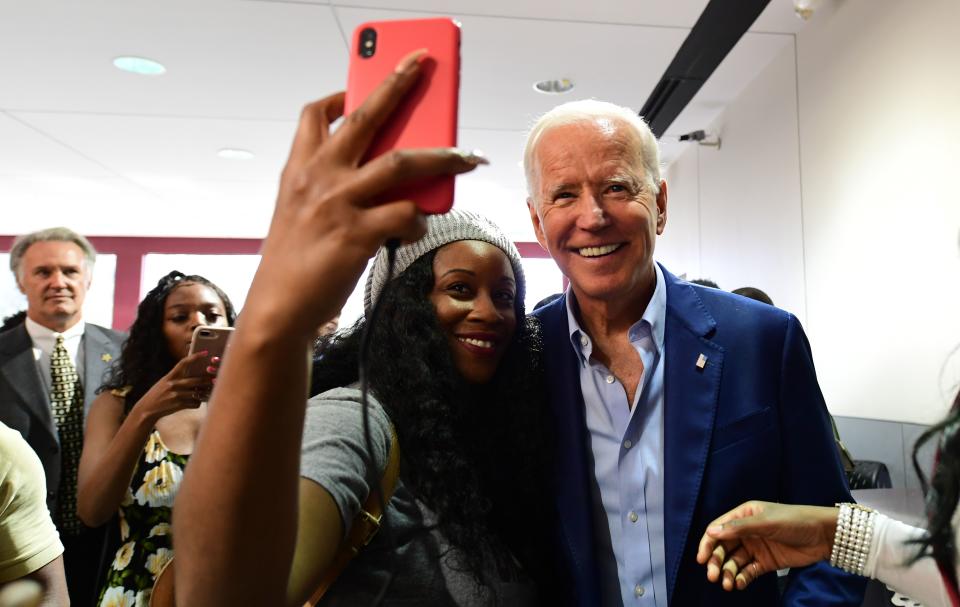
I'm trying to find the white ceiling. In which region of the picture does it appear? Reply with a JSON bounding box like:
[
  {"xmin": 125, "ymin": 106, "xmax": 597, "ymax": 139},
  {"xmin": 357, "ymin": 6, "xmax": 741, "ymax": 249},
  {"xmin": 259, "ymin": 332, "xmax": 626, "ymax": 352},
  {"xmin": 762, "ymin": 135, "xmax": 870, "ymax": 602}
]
[{"xmin": 0, "ymin": 0, "xmax": 804, "ymax": 241}]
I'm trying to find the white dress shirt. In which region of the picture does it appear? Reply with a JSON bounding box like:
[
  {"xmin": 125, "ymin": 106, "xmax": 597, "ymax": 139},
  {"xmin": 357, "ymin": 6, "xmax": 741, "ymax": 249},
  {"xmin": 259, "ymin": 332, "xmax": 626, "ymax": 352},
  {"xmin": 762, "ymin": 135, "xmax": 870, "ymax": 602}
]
[
  {"xmin": 566, "ymin": 264, "xmax": 668, "ymax": 606},
  {"xmin": 24, "ymin": 316, "xmax": 86, "ymax": 397}
]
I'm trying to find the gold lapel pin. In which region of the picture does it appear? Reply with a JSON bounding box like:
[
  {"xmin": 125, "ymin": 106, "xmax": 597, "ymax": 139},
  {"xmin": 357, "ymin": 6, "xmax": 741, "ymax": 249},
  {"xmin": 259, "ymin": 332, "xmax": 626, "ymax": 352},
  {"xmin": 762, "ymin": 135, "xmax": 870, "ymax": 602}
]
[
  {"xmin": 101, "ymin": 353, "xmax": 113, "ymax": 363},
  {"xmin": 696, "ymin": 353, "xmax": 707, "ymax": 370}
]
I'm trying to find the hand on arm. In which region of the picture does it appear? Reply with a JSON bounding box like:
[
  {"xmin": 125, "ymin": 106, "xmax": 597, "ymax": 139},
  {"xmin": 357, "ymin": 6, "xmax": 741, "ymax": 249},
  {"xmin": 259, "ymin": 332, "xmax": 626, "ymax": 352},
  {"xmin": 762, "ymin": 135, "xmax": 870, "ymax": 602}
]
[
  {"xmin": 76, "ymin": 352, "xmax": 214, "ymax": 526},
  {"xmin": 172, "ymin": 50, "xmax": 485, "ymax": 607},
  {"xmin": 696, "ymin": 500, "xmax": 838, "ymax": 591}
]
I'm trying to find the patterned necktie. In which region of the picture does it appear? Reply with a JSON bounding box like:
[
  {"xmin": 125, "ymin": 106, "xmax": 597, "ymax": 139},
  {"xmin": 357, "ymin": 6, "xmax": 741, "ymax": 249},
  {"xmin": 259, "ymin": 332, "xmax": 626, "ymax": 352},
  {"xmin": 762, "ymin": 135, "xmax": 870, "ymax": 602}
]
[{"xmin": 51, "ymin": 334, "xmax": 84, "ymax": 534}]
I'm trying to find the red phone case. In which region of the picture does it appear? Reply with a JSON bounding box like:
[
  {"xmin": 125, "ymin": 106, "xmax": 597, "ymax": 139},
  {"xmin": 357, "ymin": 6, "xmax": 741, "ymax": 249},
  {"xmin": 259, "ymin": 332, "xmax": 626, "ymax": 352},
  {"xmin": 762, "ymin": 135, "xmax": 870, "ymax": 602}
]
[{"xmin": 345, "ymin": 18, "xmax": 461, "ymax": 214}]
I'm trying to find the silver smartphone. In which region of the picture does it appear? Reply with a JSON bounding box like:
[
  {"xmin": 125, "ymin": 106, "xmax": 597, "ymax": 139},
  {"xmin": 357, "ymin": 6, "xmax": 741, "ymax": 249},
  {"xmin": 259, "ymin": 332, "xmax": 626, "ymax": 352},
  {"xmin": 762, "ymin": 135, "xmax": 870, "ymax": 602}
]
[{"xmin": 184, "ymin": 326, "xmax": 234, "ymax": 377}]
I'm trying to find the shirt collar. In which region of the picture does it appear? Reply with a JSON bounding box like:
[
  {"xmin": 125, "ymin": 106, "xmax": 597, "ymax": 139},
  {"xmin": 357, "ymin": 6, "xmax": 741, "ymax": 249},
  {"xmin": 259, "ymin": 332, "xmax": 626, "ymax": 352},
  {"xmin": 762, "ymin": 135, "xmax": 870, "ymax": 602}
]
[
  {"xmin": 25, "ymin": 315, "xmax": 86, "ymax": 346},
  {"xmin": 642, "ymin": 263, "xmax": 667, "ymax": 352},
  {"xmin": 566, "ymin": 263, "xmax": 667, "ymax": 364}
]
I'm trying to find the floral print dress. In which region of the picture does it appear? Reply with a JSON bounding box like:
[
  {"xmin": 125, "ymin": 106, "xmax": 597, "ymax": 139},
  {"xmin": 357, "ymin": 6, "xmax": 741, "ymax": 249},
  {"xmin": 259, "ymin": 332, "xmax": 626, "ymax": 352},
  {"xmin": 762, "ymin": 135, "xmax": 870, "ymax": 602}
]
[{"xmin": 97, "ymin": 430, "xmax": 187, "ymax": 607}]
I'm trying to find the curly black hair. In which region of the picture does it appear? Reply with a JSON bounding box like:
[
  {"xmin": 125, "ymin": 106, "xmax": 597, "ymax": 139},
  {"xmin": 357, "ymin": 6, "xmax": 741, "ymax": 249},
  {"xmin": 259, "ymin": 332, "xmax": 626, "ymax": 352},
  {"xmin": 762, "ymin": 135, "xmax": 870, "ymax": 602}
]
[
  {"xmin": 911, "ymin": 385, "xmax": 960, "ymax": 594},
  {"xmin": 100, "ymin": 271, "xmax": 236, "ymax": 413},
  {"xmin": 311, "ymin": 250, "xmax": 556, "ymax": 595}
]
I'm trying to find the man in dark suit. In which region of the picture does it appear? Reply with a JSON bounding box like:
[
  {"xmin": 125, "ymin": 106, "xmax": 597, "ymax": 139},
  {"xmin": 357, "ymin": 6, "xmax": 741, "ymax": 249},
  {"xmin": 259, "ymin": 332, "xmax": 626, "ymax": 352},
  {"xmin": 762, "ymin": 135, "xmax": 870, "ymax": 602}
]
[
  {"xmin": 0, "ymin": 227, "xmax": 124, "ymax": 606},
  {"xmin": 523, "ymin": 101, "xmax": 866, "ymax": 605}
]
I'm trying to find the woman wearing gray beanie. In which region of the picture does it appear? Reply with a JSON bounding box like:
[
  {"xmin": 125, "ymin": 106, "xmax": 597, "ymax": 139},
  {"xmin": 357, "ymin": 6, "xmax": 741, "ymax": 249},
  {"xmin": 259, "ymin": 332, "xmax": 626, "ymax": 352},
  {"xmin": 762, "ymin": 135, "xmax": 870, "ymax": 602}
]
[
  {"xmin": 173, "ymin": 59, "xmax": 558, "ymax": 606},
  {"xmin": 290, "ymin": 208, "xmax": 554, "ymax": 605}
]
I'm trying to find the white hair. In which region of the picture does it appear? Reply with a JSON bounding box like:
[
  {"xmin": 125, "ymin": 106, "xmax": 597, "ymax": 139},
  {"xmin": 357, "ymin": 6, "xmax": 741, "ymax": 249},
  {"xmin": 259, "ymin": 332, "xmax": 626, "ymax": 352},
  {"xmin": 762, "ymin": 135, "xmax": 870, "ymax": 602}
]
[
  {"xmin": 523, "ymin": 99, "xmax": 662, "ymax": 204},
  {"xmin": 9, "ymin": 227, "xmax": 97, "ymax": 280}
]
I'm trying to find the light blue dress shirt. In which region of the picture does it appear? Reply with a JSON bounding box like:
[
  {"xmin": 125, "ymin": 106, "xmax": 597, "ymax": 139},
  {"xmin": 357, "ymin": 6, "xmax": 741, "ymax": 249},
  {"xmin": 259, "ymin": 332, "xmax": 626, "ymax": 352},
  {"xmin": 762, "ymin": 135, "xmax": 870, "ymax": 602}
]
[{"xmin": 565, "ymin": 263, "xmax": 667, "ymax": 606}]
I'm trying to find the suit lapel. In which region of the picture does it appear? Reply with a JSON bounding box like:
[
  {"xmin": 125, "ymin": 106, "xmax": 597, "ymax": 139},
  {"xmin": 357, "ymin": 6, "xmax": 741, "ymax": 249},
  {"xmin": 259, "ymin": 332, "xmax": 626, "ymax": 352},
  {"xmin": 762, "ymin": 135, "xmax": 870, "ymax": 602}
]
[
  {"xmin": 81, "ymin": 324, "xmax": 114, "ymax": 414},
  {"xmin": 660, "ymin": 266, "xmax": 725, "ymax": 602},
  {"xmin": 0, "ymin": 325, "xmax": 56, "ymax": 440},
  {"xmin": 536, "ymin": 296, "xmax": 601, "ymax": 603}
]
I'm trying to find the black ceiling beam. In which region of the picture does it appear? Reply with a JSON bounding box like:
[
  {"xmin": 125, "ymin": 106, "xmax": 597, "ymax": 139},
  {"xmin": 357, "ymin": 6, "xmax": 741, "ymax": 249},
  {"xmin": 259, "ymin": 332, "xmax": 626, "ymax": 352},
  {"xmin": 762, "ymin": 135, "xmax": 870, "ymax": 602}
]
[{"xmin": 639, "ymin": 0, "xmax": 772, "ymax": 138}]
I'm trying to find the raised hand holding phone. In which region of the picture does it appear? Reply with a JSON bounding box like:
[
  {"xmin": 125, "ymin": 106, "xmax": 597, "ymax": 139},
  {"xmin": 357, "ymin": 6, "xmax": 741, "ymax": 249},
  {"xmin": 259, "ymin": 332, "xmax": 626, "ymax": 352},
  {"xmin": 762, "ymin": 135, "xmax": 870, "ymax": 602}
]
[
  {"xmin": 245, "ymin": 46, "xmax": 483, "ymax": 339},
  {"xmin": 137, "ymin": 351, "xmax": 216, "ymax": 419},
  {"xmin": 174, "ymin": 41, "xmax": 486, "ymax": 606}
]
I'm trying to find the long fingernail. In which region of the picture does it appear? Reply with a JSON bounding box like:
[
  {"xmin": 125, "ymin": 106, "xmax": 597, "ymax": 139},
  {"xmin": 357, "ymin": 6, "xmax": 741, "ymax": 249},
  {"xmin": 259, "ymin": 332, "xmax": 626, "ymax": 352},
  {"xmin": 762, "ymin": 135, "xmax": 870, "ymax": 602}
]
[
  {"xmin": 210, "ymin": 356, "xmax": 221, "ymax": 364},
  {"xmin": 198, "ymin": 350, "xmax": 209, "ymax": 356},
  {"xmin": 206, "ymin": 366, "xmax": 217, "ymax": 374},
  {"xmin": 707, "ymin": 524, "xmax": 723, "ymax": 534},
  {"xmin": 395, "ymin": 48, "xmax": 428, "ymax": 74},
  {"xmin": 457, "ymin": 149, "xmax": 489, "ymax": 165}
]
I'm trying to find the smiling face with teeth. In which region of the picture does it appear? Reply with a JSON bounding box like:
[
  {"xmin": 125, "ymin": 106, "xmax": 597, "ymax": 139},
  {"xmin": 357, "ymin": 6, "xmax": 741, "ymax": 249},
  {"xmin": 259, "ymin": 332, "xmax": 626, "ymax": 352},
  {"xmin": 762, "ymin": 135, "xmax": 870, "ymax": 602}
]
[
  {"xmin": 428, "ymin": 240, "xmax": 518, "ymax": 384},
  {"xmin": 527, "ymin": 118, "xmax": 667, "ymax": 311}
]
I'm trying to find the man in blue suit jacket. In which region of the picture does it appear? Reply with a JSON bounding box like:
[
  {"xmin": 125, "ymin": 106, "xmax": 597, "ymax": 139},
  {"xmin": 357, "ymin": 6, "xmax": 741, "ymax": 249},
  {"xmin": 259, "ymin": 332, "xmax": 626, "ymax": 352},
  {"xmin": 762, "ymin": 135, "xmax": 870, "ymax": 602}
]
[{"xmin": 523, "ymin": 100, "xmax": 865, "ymax": 606}]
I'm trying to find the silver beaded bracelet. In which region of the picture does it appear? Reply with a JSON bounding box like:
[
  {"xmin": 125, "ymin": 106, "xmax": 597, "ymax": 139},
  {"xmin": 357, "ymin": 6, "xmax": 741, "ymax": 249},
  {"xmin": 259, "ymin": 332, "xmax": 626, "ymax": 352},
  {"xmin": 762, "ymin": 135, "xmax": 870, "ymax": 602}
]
[{"xmin": 829, "ymin": 503, "xmax": 877, "ymax": 576}]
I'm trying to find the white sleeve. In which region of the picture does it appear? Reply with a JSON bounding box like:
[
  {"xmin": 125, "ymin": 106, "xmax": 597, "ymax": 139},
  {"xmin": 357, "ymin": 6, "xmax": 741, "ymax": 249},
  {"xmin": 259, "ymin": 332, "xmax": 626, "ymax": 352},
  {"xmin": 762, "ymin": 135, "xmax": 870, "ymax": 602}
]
[{"xmin": 863, "ymin": 514, "xmax": 952, "ymax": 607}]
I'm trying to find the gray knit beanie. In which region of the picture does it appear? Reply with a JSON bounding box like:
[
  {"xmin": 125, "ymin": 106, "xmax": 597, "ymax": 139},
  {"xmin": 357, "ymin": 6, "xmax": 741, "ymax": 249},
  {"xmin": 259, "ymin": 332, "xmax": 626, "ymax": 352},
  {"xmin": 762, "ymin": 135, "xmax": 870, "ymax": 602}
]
[{"xmin": 364, "ymin": 209, "xmax": 525, "ymax": 316}]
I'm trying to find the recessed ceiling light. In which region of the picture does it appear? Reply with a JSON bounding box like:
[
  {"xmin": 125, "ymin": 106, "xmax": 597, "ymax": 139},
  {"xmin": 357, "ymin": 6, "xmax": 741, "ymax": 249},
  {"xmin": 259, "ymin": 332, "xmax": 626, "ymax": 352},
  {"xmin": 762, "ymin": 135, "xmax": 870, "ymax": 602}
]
[
  {"xmin": 533, "ymin": 78, "xmax": 575, "ymax": 94},
  {"xmin": 218, "ymin": 148, "xmax": 255, "ymax": 160},
  {"xmin": 113, "ymin": 56, "xmax": 166, "ymax": 76}
]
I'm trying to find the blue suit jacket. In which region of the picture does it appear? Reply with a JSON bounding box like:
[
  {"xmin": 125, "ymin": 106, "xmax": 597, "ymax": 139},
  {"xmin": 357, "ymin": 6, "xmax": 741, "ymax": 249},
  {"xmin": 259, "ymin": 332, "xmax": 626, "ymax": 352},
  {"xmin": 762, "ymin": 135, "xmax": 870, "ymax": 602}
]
[{"xmin": 533, "ymin": 264, "xmax": 866, "ymax": 606}]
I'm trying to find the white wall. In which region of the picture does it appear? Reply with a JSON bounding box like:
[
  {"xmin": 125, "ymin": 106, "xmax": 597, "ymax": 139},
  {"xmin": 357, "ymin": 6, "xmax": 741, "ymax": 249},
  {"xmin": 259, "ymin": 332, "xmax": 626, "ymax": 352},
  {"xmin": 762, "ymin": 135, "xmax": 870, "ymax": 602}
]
[
  {"xmin": 663, "ymin": 41, "xmax": 805, "ymax": 321},
  {"xmin": 665, "ymin": 0, "xmax": 960, "ymax": 424},
  {"xmin": 655, "ymin": 136, "xmax": 701, "ymax": 281}
]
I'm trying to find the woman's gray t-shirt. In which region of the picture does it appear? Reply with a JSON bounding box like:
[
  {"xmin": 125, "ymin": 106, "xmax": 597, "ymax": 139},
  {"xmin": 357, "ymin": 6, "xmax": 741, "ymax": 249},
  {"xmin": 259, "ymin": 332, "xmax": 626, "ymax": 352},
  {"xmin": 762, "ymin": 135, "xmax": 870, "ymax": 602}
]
[{"xmin": 299, "ymin": 387, "xmax": 536, "ymax": 606}]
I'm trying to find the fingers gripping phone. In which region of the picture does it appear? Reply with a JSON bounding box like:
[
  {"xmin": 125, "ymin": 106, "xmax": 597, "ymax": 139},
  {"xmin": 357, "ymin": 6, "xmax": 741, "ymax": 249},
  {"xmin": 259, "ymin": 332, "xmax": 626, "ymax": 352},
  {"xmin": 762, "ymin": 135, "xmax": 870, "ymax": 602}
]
[
  {"xmin": 345, "ymin": 18, "xmax": 461, "ymax": 214},
  {"xmin": 184, "ymin": 326, "xmax": 234, "ymax": 378}
]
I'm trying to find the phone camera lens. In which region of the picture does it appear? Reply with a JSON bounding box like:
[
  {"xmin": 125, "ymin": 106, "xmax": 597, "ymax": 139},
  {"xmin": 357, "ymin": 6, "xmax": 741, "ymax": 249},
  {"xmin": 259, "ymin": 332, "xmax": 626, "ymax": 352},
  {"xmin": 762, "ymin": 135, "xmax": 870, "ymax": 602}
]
[{"xmin": 359, "ymin": 28, "xmax": 377, "ymax": 58}]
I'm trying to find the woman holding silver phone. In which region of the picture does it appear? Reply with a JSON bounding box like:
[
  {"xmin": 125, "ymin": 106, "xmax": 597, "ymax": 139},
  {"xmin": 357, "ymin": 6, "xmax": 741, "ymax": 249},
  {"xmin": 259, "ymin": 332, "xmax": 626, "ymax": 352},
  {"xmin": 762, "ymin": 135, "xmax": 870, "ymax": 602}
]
[{"xmin": 76, "ymin": 271, "xmax": 235, "ymax": 607}]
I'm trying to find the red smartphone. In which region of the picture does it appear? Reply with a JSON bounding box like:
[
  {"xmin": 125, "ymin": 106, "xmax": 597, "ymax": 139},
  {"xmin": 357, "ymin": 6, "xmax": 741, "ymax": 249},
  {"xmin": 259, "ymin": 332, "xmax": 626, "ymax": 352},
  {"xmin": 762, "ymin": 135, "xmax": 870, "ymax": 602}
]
[
  {"xmin": 184, "ymin": 326, "xmax": 233, "ymax": 378},
  {"xmin": 345, "ymin": 18, "xmax": 461, "ymax": 214}
]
